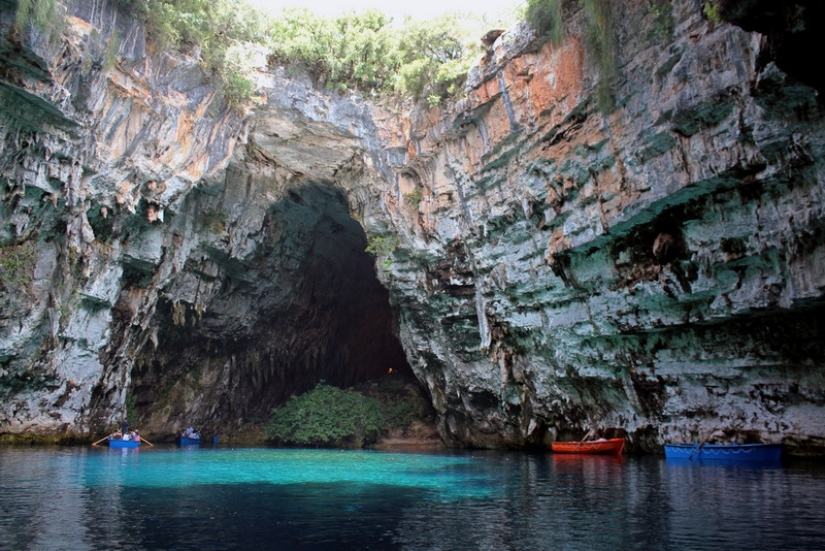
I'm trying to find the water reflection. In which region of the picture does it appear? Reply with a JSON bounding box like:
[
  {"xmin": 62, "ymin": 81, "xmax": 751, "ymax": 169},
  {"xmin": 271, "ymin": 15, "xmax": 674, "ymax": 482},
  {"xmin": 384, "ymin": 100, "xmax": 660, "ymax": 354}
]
[
  {"xmin": 1, "ymin": 448, "xmax": 824, "ymax": 551},
  {"xmin": 663, "ymin": 458, "xmax": 824, "ymax": 550}
]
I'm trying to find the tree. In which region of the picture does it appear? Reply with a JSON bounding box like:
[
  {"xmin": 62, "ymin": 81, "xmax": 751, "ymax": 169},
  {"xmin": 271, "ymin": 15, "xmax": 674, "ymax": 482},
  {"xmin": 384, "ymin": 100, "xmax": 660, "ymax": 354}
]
[{"xmin": 265, "ymin": 383, "xmax": 386, "ymax": 447}]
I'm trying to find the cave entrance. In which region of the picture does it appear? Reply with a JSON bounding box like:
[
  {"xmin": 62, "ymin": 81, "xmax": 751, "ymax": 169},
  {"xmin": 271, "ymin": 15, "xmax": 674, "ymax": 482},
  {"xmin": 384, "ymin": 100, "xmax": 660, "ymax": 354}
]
[
  {"xmin": 262, "ymin": 180, "xmax": 415, "ymax": 387},
  {"xmin": 132, "ymin": 180, "xmax": 415, "ymax": 433}
]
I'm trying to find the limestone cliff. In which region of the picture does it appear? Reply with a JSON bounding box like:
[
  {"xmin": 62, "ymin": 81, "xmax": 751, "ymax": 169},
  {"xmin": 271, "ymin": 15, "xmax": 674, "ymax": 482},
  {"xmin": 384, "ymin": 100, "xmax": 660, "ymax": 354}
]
[
  {"xmin": 0, "ymin": 0, "xmax": 411, "ymax": 441},
  {"xmin": 1, "ymin": 0, "xmax": 824, "ymax": 454},
  {"xmin": 386, "ymin": 0, "xmax": 825, "ymax": 452}
]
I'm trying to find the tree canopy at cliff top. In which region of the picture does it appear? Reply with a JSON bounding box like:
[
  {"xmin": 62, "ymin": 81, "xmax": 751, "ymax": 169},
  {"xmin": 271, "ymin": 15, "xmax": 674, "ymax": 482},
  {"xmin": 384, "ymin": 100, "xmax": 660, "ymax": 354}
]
[
  {"xmin": 246, "ymin": 0, "xmax": 517, "ymax": 23},
  {"xmin": 118, "ymin": 0, "xmax": 516, "ymax": 106},
  {"xmin": 15, "ymin": 0, "xmax": 630, "ymax": 109}
]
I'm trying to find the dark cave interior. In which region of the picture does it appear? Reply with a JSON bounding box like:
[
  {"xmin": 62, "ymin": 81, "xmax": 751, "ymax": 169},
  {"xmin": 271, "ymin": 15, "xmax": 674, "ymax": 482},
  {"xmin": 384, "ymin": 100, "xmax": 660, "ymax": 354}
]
[{"xmin": 127, "ymin": 181, "xmax": 415, "ymax": 434}]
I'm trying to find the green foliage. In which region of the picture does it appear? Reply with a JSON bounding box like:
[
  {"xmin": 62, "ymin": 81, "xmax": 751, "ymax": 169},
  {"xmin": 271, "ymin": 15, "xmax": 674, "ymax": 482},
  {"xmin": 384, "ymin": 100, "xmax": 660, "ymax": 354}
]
[
  {"xmin": 14, "ymin": 0, "xmax": 66, "ymax": 45},
  {"xmin": 218, "ymin": 65, "xmax": 254, "ymax": 109},
  {"xmin": 82, "ymin": 28, "xmax": 121, "ymax": 73},
  {"xmin": 201, "ymin": 208, "xmax": 227, "ymax": 233},
  {"xmin": 102, "ymin": 31, "xmax": 121, "ymax": 71},
  {"xmin": 647, "ymin": 0, "xmax": 674, "ymax": 41},
  {"xmin": 118, "ymin": 1, "xmax": 497, "ymax": 105},
  {"xmin": 123, "ymin": 0, "xmax": 267, "ymax": 108},
  {"xmin": 125, "ymin": 392, "xmax": 138, "ymax": 424},
  {"xmin": 365, "ymin": 234, "xmax": 399, "ymax": 269},
  {"xmin": 266, "ymin": 9, "xmax": 480, "ymax": 101},
  {"xmin": 703, "ymin": 0, "xmax": 725, "ymax": 23},
  {"xmin": 403, "ymin": 189, "xmax": 423, "ymax": 208},
  {"xmin": 265, "ymin": 383, "xmax": 386, "ymax": 446},
  {"xmin": 0, "ymin": 242, "xmax": 36, "ymax": 293},
  {"xmin": 126, "ymin": 0, "xmax": 268, "ymax": 49},
  {"xmin": 393, "ymin": 15, "xmax": 479, "ymax": 101},
  {"xmin": 581, "ymin": 0, "xmax": 617, "ymax": 112},
  {"xmin": 522, "ymin": 0, "xmax": 617, "ymax": 112},
  {"xmin": 381, "ymin": 391, "xmax": 429, "ymax": 428},
  {"xmin": 524, "ymin": 0, "xmax": 564, "ymax": 46},
  {"xmin": 267, "ymin": 9, "xmax": 399, "ymax": 94}
]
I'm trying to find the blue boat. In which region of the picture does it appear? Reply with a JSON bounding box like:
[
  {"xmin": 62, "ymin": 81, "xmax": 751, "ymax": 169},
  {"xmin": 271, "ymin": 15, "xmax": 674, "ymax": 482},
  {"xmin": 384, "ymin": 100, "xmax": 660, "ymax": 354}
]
[
  {"xmin": 664, "ymin": 443, "xmax": 782, "ymax": 462},
  {"xmin": 178, "ymin": 436, "xmax": 201, "ymax": 447},
  {"xmin": 108, "ymin": 438, "xmax": 140, "ymax": 449}
]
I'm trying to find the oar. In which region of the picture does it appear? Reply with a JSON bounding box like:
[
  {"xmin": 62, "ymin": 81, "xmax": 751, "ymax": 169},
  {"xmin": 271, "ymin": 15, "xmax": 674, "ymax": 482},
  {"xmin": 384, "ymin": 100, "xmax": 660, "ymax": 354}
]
[
  {"xmin": 137, "ymin": 436, "xmax": 154, "ymax": 447},
  {"xmin": 91, "ymin": 435, "xmax": 110, "ymax": 447},
  {"xmin": 688, "ymin": 433, "xmax": 712, "ymax": 460},
  {"xmin": 572, "ymin": 428, "xmax": 593, "ymax": 452}
]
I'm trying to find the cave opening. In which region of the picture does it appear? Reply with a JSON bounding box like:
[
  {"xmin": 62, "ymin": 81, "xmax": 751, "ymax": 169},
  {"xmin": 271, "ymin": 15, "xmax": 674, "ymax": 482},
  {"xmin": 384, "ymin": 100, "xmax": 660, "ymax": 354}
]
[{"xmin": 130, "ymin": 180, "xmax": 417, "ymax": 435}]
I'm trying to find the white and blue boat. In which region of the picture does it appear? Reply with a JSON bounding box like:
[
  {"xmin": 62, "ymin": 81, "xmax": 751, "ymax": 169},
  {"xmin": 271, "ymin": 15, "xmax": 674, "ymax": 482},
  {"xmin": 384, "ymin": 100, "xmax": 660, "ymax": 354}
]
[
  {"xmin": 177, "ymin": 436, "xmax": 201, "ymax": 447},
  {"xmin": 664, "ymin": 442, "xmax": 782, "ymax": 462}
]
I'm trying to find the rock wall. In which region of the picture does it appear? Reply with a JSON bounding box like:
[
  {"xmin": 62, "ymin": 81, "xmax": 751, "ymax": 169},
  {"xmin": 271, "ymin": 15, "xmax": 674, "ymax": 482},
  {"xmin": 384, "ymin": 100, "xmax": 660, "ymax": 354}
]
[
  {"xmin": 1, "ymin": 0, "xmax": 824, "ymax": 453},
  {"xmin": 380, "ymin": 0, "xmax": 825, "ymax": 453},
  {"xmin": 0, "ymin": 0, "xmax": 411, "ymax": 440},
  {"xmin": 0, "ymin": 0, "xmax": 244, "ymax": 437}
]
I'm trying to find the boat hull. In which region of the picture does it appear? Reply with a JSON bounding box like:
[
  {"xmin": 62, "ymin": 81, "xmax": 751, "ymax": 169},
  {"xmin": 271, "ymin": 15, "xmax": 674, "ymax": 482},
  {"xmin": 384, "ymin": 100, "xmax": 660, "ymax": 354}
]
[
  {"xmin": 108, "ymin": 439, "xmax": 140, "ymax": 449},
  {"xmin": 178, "ymin": 437, "xmax": 201, "ymax": 447},
  {"xmin": 552, "ymin": 438, "xmax": 625, "ymax": 455},
  {"xmin": 664, "ymin": 443, "xmax": 782, "ymax": 462}
]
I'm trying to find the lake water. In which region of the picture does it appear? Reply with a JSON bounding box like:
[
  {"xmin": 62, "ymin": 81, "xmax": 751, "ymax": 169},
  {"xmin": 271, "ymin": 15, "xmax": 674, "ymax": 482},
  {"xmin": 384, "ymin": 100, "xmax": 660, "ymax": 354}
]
[{"xmin": 1, "ymin": 446, "xmax": 824, "ymax": 551}]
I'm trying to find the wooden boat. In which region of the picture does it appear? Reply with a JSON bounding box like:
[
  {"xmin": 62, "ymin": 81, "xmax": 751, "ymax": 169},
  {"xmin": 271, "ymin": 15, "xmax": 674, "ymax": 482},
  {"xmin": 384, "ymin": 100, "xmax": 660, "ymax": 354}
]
[
  {"xmin": 552, "ymin": 437, "xmax": 625, "ymax": 455},
  {"xmin": 92, "ymin": 432, "xmax": 152, "ymax": 448},
  {"xmin": 107, "ymin": 438, "xmax": 140, "ymax": 449},
  {"xmin": 664, "ymin": 443, "xmax": 782, "ymax": 462},
  {"xmin": 177, "ymin": 436, "xmax": 201, "ymax": 447}
]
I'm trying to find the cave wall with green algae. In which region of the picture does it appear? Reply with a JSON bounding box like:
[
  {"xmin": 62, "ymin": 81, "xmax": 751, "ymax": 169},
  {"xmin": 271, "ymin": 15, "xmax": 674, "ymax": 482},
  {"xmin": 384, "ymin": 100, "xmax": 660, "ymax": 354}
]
[
  {"xmin": 0, "ymin": 0, "xmax": 246, "ymax": 438},
  {"xmin": 378, "ymin": 0, "xmax": 825, "ymax": 454},
  {"xmin": 1, "ymin": 0, "xmax": 825, "ymax": 453},
  {"xmin": 0, "ymin": 0, "xmax": 412, "ymax": 441}
]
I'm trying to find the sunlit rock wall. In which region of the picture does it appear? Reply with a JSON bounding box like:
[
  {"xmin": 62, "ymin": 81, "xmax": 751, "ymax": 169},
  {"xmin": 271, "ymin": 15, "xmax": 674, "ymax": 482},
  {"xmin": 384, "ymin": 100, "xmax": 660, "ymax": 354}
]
[
  {"xmin": 0, "ymin": 0, "xmax": 409, "ymax": 440},
  {"xmin": 2, "ymin": 0, "xmax": 824, "ymax": 453},
  {"xmin": 378, "ymin": 0, "xmax": 825, "ymax": 452},
  {"xmin": 0, "ymin": 0, "xmax": 246, "ymax": 437}
]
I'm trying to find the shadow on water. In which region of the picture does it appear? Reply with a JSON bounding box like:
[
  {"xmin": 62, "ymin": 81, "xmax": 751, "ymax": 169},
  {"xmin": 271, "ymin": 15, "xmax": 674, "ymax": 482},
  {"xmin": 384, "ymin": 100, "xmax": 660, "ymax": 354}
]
[{"xmin": 94, "ymin": 482, "xmax": 424, "ymax": 551}]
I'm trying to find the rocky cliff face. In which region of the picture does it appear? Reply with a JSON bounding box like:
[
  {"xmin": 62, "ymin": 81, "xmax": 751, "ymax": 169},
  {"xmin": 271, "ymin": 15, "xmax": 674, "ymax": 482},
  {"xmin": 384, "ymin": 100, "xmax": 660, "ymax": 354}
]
[
  {"xmin": 0, "ymin": 0, "xmax": 243, "ymax": 437},
  {"xmin": 386, "ymin": 0, "xmax": 825, "ymax": 452},
  {"xmin": 0, "ymin": 0, "xmax": 412, "ymax": 440},
  {"xmin": 1, "ymin": 0, "xmax": 824, "ymax": 453}
]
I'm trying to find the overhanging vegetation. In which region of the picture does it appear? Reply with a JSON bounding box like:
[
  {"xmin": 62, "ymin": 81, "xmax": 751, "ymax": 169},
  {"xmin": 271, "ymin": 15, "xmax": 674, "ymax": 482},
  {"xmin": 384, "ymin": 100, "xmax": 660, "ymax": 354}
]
[{"xmin": 118, "ymin": 0, "xmax": 506, "ymax": 108}]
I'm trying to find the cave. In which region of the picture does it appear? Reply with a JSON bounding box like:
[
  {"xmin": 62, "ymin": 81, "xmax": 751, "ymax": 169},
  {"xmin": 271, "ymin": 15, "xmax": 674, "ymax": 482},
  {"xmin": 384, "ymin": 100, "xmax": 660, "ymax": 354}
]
[{"xmin": 126, "ymin": 180, "xmax": 414, "ymax": 436}]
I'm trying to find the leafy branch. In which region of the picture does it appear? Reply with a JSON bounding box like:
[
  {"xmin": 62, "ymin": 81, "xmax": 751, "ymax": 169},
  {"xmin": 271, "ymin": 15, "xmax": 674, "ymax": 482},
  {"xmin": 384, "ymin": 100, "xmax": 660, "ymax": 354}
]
[
  {"xmin": 403, "ymin": 189, "xmax": 423, "ymax": 209},
  {"xmin": 365, "ymin": 234, "xmax": 399, "ymax": 269}
]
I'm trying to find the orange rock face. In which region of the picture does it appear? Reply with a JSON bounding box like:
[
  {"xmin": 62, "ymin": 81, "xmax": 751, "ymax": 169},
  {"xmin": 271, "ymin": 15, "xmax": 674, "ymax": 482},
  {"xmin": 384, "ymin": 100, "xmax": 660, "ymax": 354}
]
[{"xmin": 374, "ymin": 3, "xmax": 825, "ymax": 452}]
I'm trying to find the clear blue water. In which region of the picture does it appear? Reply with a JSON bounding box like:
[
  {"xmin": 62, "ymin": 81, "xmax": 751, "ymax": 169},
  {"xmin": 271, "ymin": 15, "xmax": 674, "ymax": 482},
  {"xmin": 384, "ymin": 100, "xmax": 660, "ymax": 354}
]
[{"xmin": 1, "ymin": 447, "xmax": 824, "ymax": 551}]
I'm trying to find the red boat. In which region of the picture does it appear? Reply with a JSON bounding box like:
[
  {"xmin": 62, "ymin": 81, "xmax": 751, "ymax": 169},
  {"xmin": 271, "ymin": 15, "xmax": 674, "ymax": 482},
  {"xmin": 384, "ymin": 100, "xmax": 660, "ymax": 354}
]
[{"xmin": 552, "ymin": 437, "xmax": 625, "ymax": 455}]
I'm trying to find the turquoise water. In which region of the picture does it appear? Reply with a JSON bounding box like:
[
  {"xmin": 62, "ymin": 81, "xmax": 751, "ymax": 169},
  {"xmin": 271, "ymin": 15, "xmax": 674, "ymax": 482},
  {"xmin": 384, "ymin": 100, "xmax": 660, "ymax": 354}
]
[
  {"xmin": 1, "ymin": 447, "xmax": 824, "ymax": 550},
  {"xmin": 79, "ymin": 448, "xmax": 491, "ymax": 498}
]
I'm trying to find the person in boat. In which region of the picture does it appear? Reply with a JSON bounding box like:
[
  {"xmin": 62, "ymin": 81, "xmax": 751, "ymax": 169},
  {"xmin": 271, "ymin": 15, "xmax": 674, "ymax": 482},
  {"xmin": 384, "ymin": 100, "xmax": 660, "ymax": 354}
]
[
  {"xmin": 121, "ymin": 419, "xmax": 130, "ymax": 435},
  {"xmin": 133, "ymin": 431, "xmax": 141, "ymax": 442},
  {"xmin": 122, "ymin": 431, "xmax": 131, "ymax": 441},
  {"xmin": 183, "ymin": 426, "xmax": 201, "ymax": 439}
]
